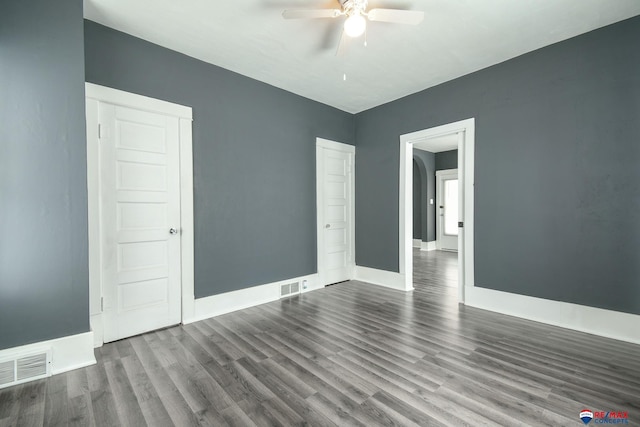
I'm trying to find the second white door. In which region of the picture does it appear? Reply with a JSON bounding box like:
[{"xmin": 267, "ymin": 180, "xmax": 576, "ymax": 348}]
[
  {"xmin": 436, "ymin": 169, "xmax": 459, "ymax": 251},
  {"xmin": 99, "ymin": 102, "xmax": 182, "ymax": 342},
  {"xmin": 316, "ymin": 139, "xmax": 355, "ymax": 286}
]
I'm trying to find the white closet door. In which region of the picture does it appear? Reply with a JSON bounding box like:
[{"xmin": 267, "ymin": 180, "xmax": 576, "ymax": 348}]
[
  {"xmin": 99, "ymin": 102, "xmax": 181, "ymax": 342},
  {"xmin": 317, "ymin": 140, "xmax": 355, "ymax": 285}
]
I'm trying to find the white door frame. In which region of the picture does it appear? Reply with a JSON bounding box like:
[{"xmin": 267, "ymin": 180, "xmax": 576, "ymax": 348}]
[
  {"xmin": 435, "ymin": 168, "xmax": 459, "ymax": 251},
  {"xmin": 399, "ymin": 118, "xmax": 475, "ymax": 302},
  {"xmin": 85, "ymin": 83, "xmax": 195, "ymax": 347},
  {"xmin": 316, "ymin": 137, "xmax": 356, "ymax": 286}
]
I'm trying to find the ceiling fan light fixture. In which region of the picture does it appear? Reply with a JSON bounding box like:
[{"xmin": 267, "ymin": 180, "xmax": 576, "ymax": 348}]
[{"xmin": 344, "ymin": 13, "xmax": 366, "ymax": 38}]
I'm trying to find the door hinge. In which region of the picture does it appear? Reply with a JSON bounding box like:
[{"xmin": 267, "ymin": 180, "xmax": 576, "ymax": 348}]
[
  {"xmin": 100, "ymin": 297, "xmax": 104, "ymax": 312},
  {"xmin": 98, "ymin": 123, "xmax": 109, "ymax": 140},
  {"xmin": 458, "ymin": 221, "xmax": 464, "ymax": 228}
]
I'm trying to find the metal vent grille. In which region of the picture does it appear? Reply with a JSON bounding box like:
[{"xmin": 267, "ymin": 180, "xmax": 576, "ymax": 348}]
[
  {"xmin": 17, "ymin": 354, "xmax": 47, "ymax": 381},
  {"xmin": 0, "ymin": 350, "xmax": 51, "ymax": 389},
  {"xmin": 280, "ymin": 282, "xmax": 301, "ymax": 298},
  {"xmin": 280, "ymin": 283, "xmax": 291, "ymax": 296},
  {"xmin": 0, "ymin": 361, "xmax": 14, "ymax": 386}
]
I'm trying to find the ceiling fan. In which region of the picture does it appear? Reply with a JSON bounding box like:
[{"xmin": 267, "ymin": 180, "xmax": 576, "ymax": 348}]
[{"xmin": 282, "ymin": 0, "xmax": 424, "ymax": 54}]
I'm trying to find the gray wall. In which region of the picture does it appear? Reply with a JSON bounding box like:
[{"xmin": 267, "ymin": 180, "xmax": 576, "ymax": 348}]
[
  {"xmin": 0, "ymin": 0, "xmax": 89, "ymax": 350},
  {"xmin": 413, "ymin": 150, "xmax": 436, "ymax": 242},
  {"xmin": 435, "ymin": 149, "xmax": 458, "ymax": 171},
  {"xmin": 84, "ymin": 21, "xmax": 355, "ymax": 298},
  {"xmin": 355, "ymin": 16, "xmax": 640, "ymax": 315}
]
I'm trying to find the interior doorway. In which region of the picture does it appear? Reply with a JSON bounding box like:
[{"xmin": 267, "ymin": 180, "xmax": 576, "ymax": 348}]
[
  {"xmin": 399, "ymin": 118, "xmax": 475, "ymax": 303},
  {"xmin": 86, "ymin": 83, "xmax": 195, "ymax": 347}
]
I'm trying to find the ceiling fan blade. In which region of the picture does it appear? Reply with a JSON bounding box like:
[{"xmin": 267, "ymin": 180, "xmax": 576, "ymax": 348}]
[
  {"xmin": 335, "ymin": 30, "xmax": 348, "ymax": 57},
  {"xmin": 282, "ymin": 9, "xmax": 341, "ymax": 19},
  {"xmin": 318, "ymin": 19, "xmax": 343, "ymax": 52},
  {"xmin": 367, "ymin": 9, "xmax": 424, "ymax": 25}
]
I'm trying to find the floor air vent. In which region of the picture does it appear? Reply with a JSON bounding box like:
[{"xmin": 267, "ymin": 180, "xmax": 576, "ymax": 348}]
[
  {"xmin": 0, "ymin": 350, "xmax": 51, "ymax": 389},
  {"xmin": 280, "ymin": 281, "xmax": 301, "ymax": 298}
]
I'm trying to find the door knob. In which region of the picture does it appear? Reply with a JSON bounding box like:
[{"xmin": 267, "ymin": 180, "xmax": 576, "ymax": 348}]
[
  {"xmin": 325, "ymin": 224, "xmax": 331, "ymax": 228},
  {"xmin": 169, "ymin": 228, "xmax": 179, "ymax": 235}
]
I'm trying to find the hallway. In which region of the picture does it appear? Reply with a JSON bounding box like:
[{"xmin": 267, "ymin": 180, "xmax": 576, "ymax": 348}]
[{"xmin": 413, "ymin": 248, "xmax": 458, "ymax": 296}]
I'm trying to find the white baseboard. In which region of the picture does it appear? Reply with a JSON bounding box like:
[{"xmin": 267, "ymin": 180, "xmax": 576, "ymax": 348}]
[
  {"xmin": 0, "ymin": 332, "xmax": 96, "ymax": 377},
  {"xmin": 412, "ymin": 239, "xmax": 421, "ymax": 248},
  {"xmin": 465, "ymin": 287, "xmax": 640, "ymax": 345},
  {"xmin": 184, "ymin": 273, "xmax": 321, "ymax": 324},
  {"xmin": 421, "ymin": 241, "xmax": 437, "ymax": 251},
  {"xmin": 354, "ymin": 266, "xmax": 413, "ymax": 291}
]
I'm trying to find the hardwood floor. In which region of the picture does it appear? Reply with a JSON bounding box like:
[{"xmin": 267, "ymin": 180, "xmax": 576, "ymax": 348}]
[{"xmin": 2, "ymin": 249, "xmax": 639, "ymax": 426}]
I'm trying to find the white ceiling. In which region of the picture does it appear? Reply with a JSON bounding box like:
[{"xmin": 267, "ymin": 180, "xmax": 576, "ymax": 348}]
[
  {"xmin": 414, "ymin": 134, "xmax": 458, "ymax": 153},
  {"xmin": 84, "ymin": 0, "xmax": 640, "ymax": 114}
]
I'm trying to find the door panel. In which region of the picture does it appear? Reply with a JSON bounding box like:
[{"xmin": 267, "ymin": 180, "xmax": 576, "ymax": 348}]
[
  {"xmin": 119, "ymin": 279, "xmax": 168, "ymax": 310},
  {"xmin": 117, "ymin": 162, "xmax": 167, "ymax": 191},
  {"xmin": 100, "ymin": 102, "xmax": 181, "ymax": 343},
  {"xmin": 118, "ymin": 122, "xmax": 167, "ymax": 153},
  {"xmin": 118, "ymin": 203, "xmax": 166, "ymax": 230}
]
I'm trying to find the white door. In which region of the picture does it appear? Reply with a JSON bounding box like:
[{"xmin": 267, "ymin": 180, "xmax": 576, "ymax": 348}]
[
  {"xmin": 99, "ymin": 102, "xmax": 182, "ymax": 342},
  {"xmin": 436, "ymin": 169, "xmax": 459, "ymax": 251},
  {"xmin": 316, "ymin": 139, "xmax": 355, "ymax": 286}
]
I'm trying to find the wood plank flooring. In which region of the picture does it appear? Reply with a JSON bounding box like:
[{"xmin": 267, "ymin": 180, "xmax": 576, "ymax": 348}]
[{"xmin": 1, "ymin": 249, "xmax": 639, "ymax": 426}]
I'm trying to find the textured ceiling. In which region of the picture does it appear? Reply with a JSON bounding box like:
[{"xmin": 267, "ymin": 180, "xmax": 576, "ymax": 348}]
[
  {"xmin": 84, "ymin": 0, "xmax": 640, "ymax": 113},
  {"xmin": 414, "ymin": 134, "xmax": 459, "ymax": 153}
]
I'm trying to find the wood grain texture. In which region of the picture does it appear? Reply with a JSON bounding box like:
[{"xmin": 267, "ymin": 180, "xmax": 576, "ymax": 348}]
[{"xmin": 1, "ymin": 249, "xmax": 639, "ymax": 426}]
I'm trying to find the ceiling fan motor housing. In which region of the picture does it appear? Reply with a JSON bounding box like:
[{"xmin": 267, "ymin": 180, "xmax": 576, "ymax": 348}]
[{"xmin": 340, "ymin": 0, "xmax": 368, "ymax": 14}]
